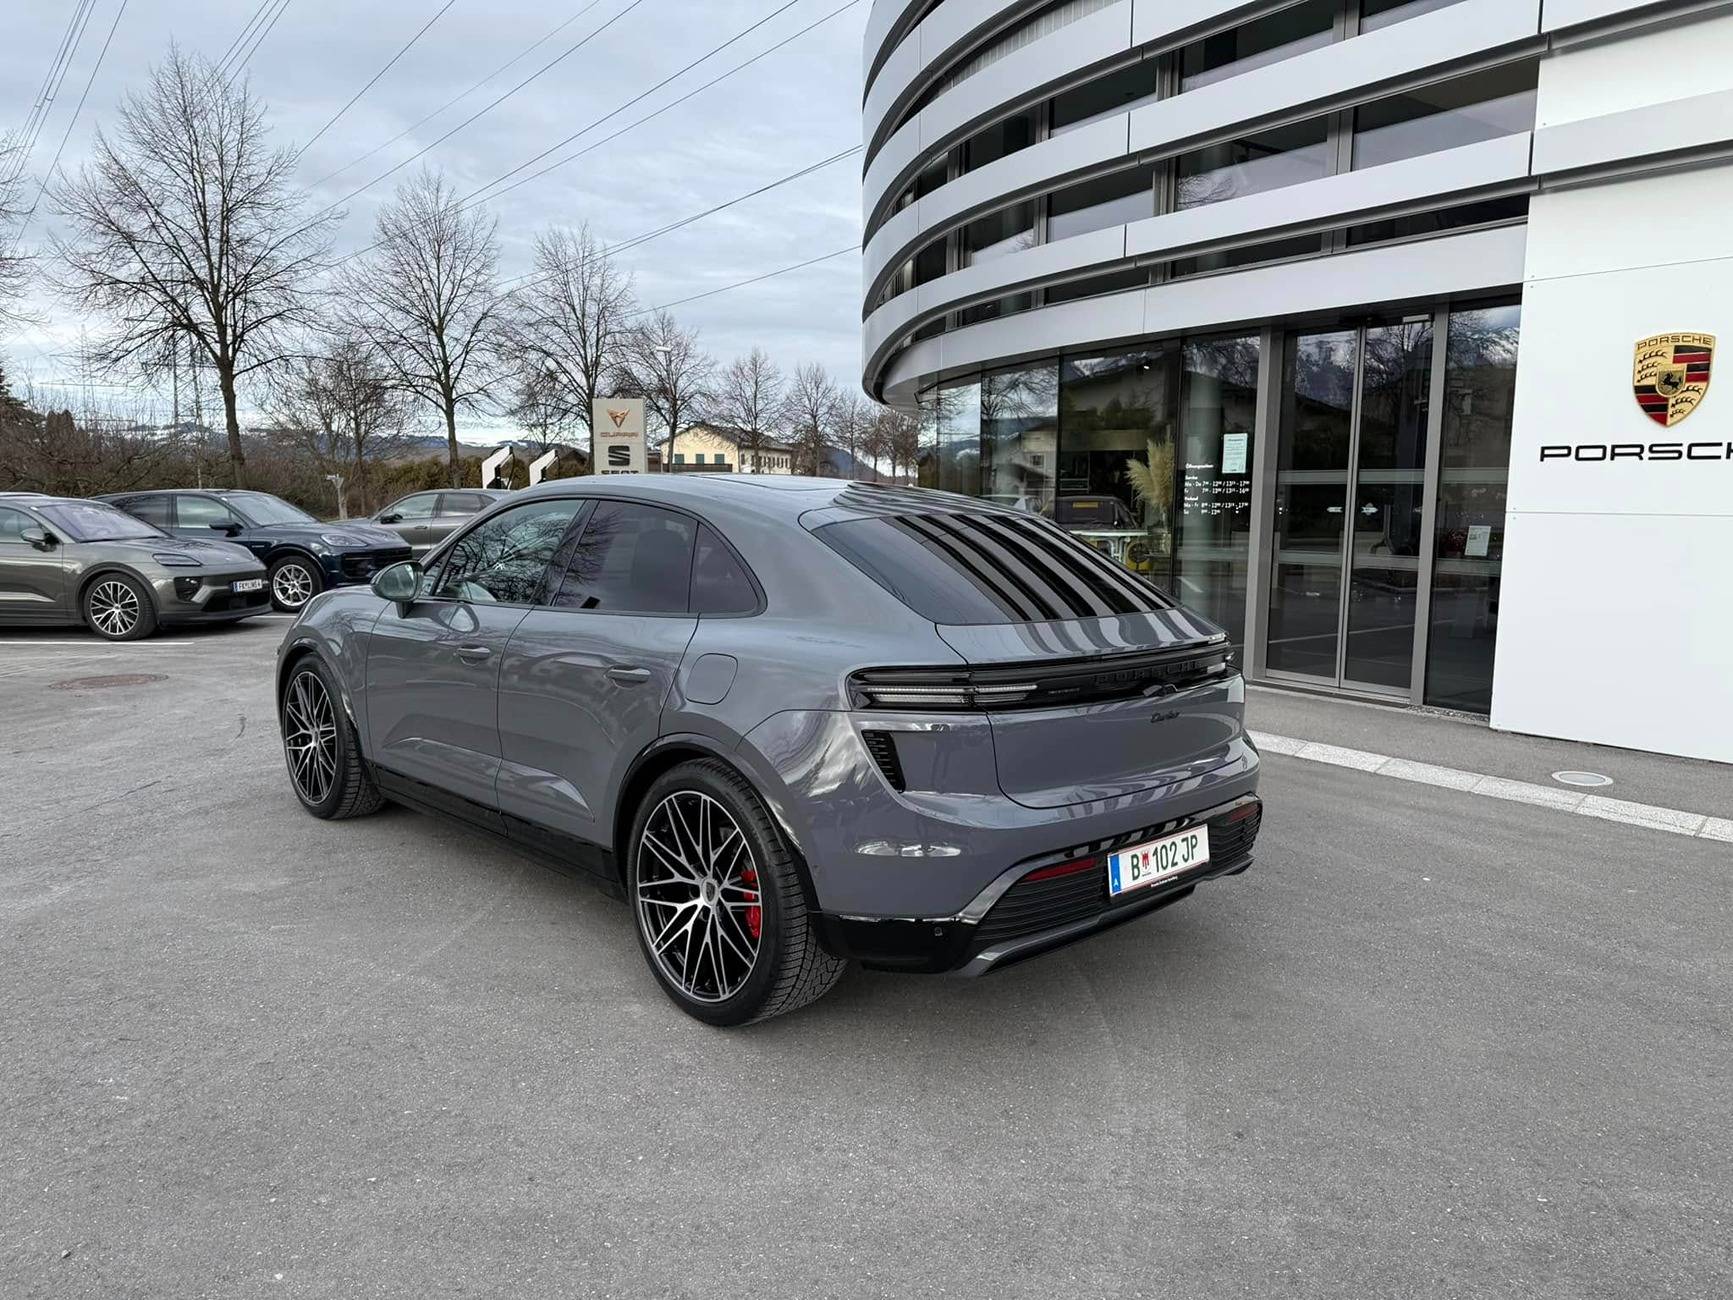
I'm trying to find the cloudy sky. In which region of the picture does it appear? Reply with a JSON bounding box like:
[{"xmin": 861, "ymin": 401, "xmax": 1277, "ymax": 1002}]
[{"xmin": 3, "ymin": 0, "xmax": 867, "ymax": 435}]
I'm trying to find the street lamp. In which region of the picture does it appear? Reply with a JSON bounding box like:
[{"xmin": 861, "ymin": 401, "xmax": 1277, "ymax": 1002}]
[{"xmin": 324, "ymin": 472, "xmax": 346, "ymax": 520}]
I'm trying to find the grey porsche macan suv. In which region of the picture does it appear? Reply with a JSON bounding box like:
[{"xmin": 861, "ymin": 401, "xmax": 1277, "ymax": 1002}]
[{"xmin": 275, "ymin": 476, "xmax": 1262, "ymax": 1024}]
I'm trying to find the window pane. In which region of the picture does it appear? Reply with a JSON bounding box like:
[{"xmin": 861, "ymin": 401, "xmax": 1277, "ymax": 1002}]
[
  {"xmin": 1044, "ymin": 267, "xmax": 1148, "ymax": 305},
  {"xmin": 1174, "ymin": 335, "xmax": 1260, "ymax": 644},
  {"xmin": 1058, "ymin": 347, "xmax": 1179, "ymax": 583},
  {"xmin": 1047, "ymin": 164, "xmax": 1156, "ymax": 241},
  {"xmin": 934, "ymin": 380, "xmax": 981, "ymax": 496},
  {"xmin": 1170, "ymin": 233, "xmax": 1324, "ymax": 278},
  {"xmin": 128, "ymin": 496, "xmax": 174, "ymax": 527},
  {"xmin": 1176, "ymin": 117, "xmax": 1331, "ymax": 210},
  {"xmin": 1346, "ymin": 195, "xmax": 1530, "ymax": 247},
  {"xmin": 1360, "ymin": 0, "xmax": 1467, "ymax": 33},
  {"xmin": 433, "ymin": 499, "xmax": 582, "ymax": 604},
  {"xmin": 1357, "ymin": 319, "xmax": 1434, "ymax": 473},
  {"xmin": 1051, "ymin": 60, "xmax": 1160, "ymax": 135},
  {"xmin": 982, "ymin": 364, "xmax": 1058, "ymax": 512},
  {"xmin": 0, "ymin": 506, "xmax": 30, "ymax": 542},
  {"xmin": 550, "ymin": 501, "xmax": 696, "ymax": 613},
  {"xmin": 1181, "ymin": 0, "xmax": 1336, "ymax": 91},
  {"xmin": 439, "ymin": 493, "xmax": 489, "ymax": 515},
  {"xmin": 175, "ymin": 496, "xmax": 238, "ymax": 528},
  {"xmin": 1426, "ymin": 303, "xmax": 1520, "ymax": 712},
  {"xmin": 390, "ymin": 494, "xmax": 438, "ymax": 520},
  {"xmin": 962, "ymin": 202, "xmax": 1037, "ymax": 264},
  {"xmin": 691, "ymin": 524, "xmax": 758, "ymax": 615},
  {"xmin": 962, "ymin": 111, "xmax": 1035, "ymax": 173},
  {"xmin": 1352, "ymin": 64, "xmax": 1539, "ymax": 171},
  {"xmin": 957, "ymin": 293, "xmax": 1033, "ymax": 327}
]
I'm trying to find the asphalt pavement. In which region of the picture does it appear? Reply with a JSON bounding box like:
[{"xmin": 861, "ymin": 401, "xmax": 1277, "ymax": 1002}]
[{"xmin": 0, "ymin": 618, "xmax": 1728, "ymax": 1299}]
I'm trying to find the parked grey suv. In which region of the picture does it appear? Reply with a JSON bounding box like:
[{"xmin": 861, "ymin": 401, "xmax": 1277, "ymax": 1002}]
[
  {"xmin": 275, "ymin": 477, "xmax": 1261, "ymax": 1024},
  {"xmin": 0, "ymin": 493, "xmax": 267, "ymax": 639},
  {"xmin": 370, "ymin": 488, "xmax": 509, "ymax": 556}
]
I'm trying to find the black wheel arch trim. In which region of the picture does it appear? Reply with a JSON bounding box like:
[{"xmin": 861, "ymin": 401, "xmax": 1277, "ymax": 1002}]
[{"xmin": 612, "ymin": 732, "xmax": 824, "ymax": 916}]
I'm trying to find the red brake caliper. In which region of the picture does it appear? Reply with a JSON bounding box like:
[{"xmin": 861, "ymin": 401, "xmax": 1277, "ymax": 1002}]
[{"xmin": 741, "ymin": 866, "xmax": 762, "ymax": 940}]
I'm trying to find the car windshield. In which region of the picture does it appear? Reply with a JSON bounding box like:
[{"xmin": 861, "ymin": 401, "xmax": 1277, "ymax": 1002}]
[
  {"xmin": 226, "ymin": 492, "xmax": 315, "ymax": 526},
  {"xmin": 35, "ymin": 502, "xmax": 166, "ymax": 542}
]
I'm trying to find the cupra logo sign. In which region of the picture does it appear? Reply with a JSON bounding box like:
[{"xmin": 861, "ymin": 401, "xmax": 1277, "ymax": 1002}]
[{"xmin": 606, "ymin": 408, "xmax": 632, "ymax": 430}]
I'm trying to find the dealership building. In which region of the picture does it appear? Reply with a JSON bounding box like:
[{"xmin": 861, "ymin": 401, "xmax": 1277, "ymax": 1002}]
[{"xmin": 859, "ymin": 0, "xmax": 1733, "ymax": 764}]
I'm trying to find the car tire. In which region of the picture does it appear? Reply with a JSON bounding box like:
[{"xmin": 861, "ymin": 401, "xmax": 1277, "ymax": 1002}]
[
  {"xmin": 280, "ymin": 656, "xmax": 383, "ymax": 820},
  {"xmin": 627, "ymin": 759, "xmax": 846, "ymax": 1027},
  {"xmin": 269, "ymin": 554, "xmax": 323, "ymax": 612},
  {"xmin": 83, "ymin": 572, "xmax": 158, "ymax": 641}
]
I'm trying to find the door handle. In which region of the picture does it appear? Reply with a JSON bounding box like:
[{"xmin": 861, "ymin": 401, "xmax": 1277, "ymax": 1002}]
[
  {"xmin": 454, "ymin": 643, "xmax": 493, "ymax": 662},
  {"xmin": 607, "ymin": 665, "xmax": 653, "ymax": 685}
]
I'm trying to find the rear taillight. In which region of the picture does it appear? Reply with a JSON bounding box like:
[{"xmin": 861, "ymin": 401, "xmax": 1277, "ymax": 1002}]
[{"xmin": 848, "ymin": 643, "xmax": 1233, "ymax": 712}]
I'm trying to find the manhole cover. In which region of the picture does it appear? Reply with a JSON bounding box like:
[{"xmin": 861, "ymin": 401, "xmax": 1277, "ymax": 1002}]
[
  {"xmin": 1552, "ymin": 770, "xmax": 1613, "ymax": 788},
  {"xmin": 49, "ymin": 673, "xmax": 168, "ymax": 691}
]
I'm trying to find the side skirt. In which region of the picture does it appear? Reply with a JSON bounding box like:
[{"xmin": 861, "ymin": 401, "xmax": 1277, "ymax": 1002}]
[{"xmin": 372, "ymin": 766, "xmax": 622, "ymax": 899}]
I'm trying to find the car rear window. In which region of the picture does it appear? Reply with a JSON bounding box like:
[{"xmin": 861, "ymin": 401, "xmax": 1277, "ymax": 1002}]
[{"xmin": 814, "ymin": 510, "xmax": 1172, "ymax": 625}]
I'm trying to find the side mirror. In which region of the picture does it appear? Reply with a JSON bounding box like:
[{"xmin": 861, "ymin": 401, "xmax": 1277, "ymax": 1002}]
[
  {"xmin": 371, "ymin": 560, "xmax": 424, "ymax": 610},
  {"xmin": 20, "ymin": 525, "xmax": 53, "ymax": 552},
  {"xmin": 380, "ymin": 512, "xmax": 404, "ymax": 524},
  {"xmin": 209, "ymin": 521, "xmax": 243, "ymax": 536}
]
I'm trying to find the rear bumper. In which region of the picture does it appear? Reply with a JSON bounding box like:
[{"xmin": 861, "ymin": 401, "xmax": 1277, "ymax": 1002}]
[{"xmin": 813, "ymin": 795, "xmax": 1262, "ymax": 976}]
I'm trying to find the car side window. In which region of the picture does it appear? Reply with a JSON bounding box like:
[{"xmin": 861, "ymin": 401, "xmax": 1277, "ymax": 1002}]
[
  {"xmin": 120, "ymin": 495, "xmax": 173, "ymax": 527},
  {"xmin": 0, "ymin": 506, "xmax": 32, "ymax": 543},
  {"xmin": 439, "ymin": 492, "xmax": 489, "ymax": 516},
  {"xmin": 175, "ymin": 496, "xmax": 239, "ymax": 528},
  {"xmin": 691, "ymin": 524, "xmax": 760, "ymax": 615},
  {"xmin": 548, "ymin": 502, "xmax": 696, "ymax": 614},
  {"xmin": 429, "ymin": 499, "xmax": 585, "ymax": 605},
  {"xmin": 389, "ymin": 494, "xmax": 438, "ymax": 521}
]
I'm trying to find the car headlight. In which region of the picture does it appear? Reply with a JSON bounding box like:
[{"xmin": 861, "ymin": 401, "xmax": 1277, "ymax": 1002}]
[
  {"xmin": 319, "ymin": 532, "xmax": 362, "ymax": 548},
  {"xmin": 152, "ymin": 552, "xmax": 201, "ymax": 567}
]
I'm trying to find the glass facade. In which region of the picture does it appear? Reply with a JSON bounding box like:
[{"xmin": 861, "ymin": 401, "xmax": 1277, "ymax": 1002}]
[{"xmin": 911, "ymin": 302, "xmax": 1519, "ymax": 711}]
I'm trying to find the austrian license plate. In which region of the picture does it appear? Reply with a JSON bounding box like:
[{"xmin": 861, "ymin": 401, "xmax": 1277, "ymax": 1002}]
[
  {"xmin": 1107, "ymin": 825, "xmax": 1210, "ymax": 897},
  {"xmin": 232, "ymin": 578, "xmax": 264, "ymax": 593}
]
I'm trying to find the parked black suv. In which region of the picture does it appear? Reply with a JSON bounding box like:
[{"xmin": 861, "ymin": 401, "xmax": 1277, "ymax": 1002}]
[{"xmin": 101, "ymin": 490, "xmax": 412, "ymax": 612}]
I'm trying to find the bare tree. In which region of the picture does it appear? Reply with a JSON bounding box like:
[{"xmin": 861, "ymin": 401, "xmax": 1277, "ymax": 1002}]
[
  {"xmin": 711, "ymin": 347, "xmax": 784, "ymax": 472},
  {"xmin": 0, "ymin": 132, "xmax": 32, "ymax": 340},
  {"xmin": 342, "ymin": 168, "xmax": 504, "ymax": 488},
  {"xmin": 782, "ymin": 362, "xmax": 839, "ymax": 476},
  {"xmin": 885, "ymin": 407, "xmax": 920, "ymax": 483},
  {"xmin": 53, "ymin": 47, "xmax": 337, "ymax": 487},
  {"xmin": 832, "ymin": 391, "xmax": 873, "ymax": 481},
  {"xmin": 502, "ymin": 223, "xmax": 635, "ymax": 451},
  {"xmin": 270, "ymin": 336, "xmax": 410, "ymax": 514},
  {"xmin": 619, "ymin": 310, "xmax": 713, "ymax": 468}
]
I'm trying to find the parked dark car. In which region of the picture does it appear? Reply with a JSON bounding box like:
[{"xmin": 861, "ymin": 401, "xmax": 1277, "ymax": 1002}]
[
  {"xmin": 0, "ymin": 492, "xmax": 268, "ymax": 640},
  {"xmin": 275, "ymin": 477, "xmax": 1261, "ymax": 1025},
  {"xmin": 101, "ymin": 489, "xmax": 412, "ymax": 612},
  {"xmin": 370, "ymin": 488, "xmax": 510, "ymax": 557}
]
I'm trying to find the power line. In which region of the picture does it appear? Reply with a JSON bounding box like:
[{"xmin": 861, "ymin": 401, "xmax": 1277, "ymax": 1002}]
[
  {"xmin": 16, "ymin": 0, "xmax": 130, "ymax": 235},
  {"xmin": 318, "ymin": 0, "xmax": 650, "ymax": 217},
  {"xmin": 462, "ymin": 0, "xmax": 862, "ymax": 211},
  {"xmin": 226, "ymin": 0, "xmax": 296, "ymax": 83},
  {"xmin": 630, "ymin": 244, "xmax": 857, "ymax": 317},
  {"xmin": 215, "ymin": 0, "xmax": 280, "ymax": 76},
  {"xmin": 459, "ymin": 0, "xmax": 805, "ymax": 209},
  {"xmin": 6, "ymin": 0, "xmax": 99, "ymax": 187},
  {"xmin": 295, "ymin": 0, "xmax": 463, "ymax": 162},
  {"xmin": 307, "ymin": 0, "xmax": 609, "ymax": 188}
]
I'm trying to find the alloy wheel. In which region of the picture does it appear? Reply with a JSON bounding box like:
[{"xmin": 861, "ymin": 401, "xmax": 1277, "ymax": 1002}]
[
  {"xmin": 88, "ymin": 579, "xmax": 140, "ymax": 638},
  {"xmin": 636, "ymin": 791, "xmax": 764, "ymax": 1004},
  {"xmin": 273, "ymin": 562, "xmax": 315, "ymax": 609},
  {"xmin": 283, "ymin": 670, "xmax": 338, "ymax": 805}
]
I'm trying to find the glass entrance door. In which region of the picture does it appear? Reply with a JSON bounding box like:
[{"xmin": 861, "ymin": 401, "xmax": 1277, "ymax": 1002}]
[{"xmin": 1265, "ymin": 320, "xmax": 1434, "ymax": 695}]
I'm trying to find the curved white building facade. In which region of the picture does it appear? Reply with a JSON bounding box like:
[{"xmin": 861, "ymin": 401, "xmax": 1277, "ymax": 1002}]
[{"xmin": 860, "ymin": 0, "xmax": 1733, "ymax": 762}]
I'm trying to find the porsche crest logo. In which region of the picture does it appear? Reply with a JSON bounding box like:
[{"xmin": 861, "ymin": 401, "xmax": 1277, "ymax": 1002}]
[
  {"xmin": 606, "ymin": 408, "xmax": 631, "ymax": 430},
  {"xmin": 1633, "ymin": 332, "xmax": 1714, "ymax": 428}
]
